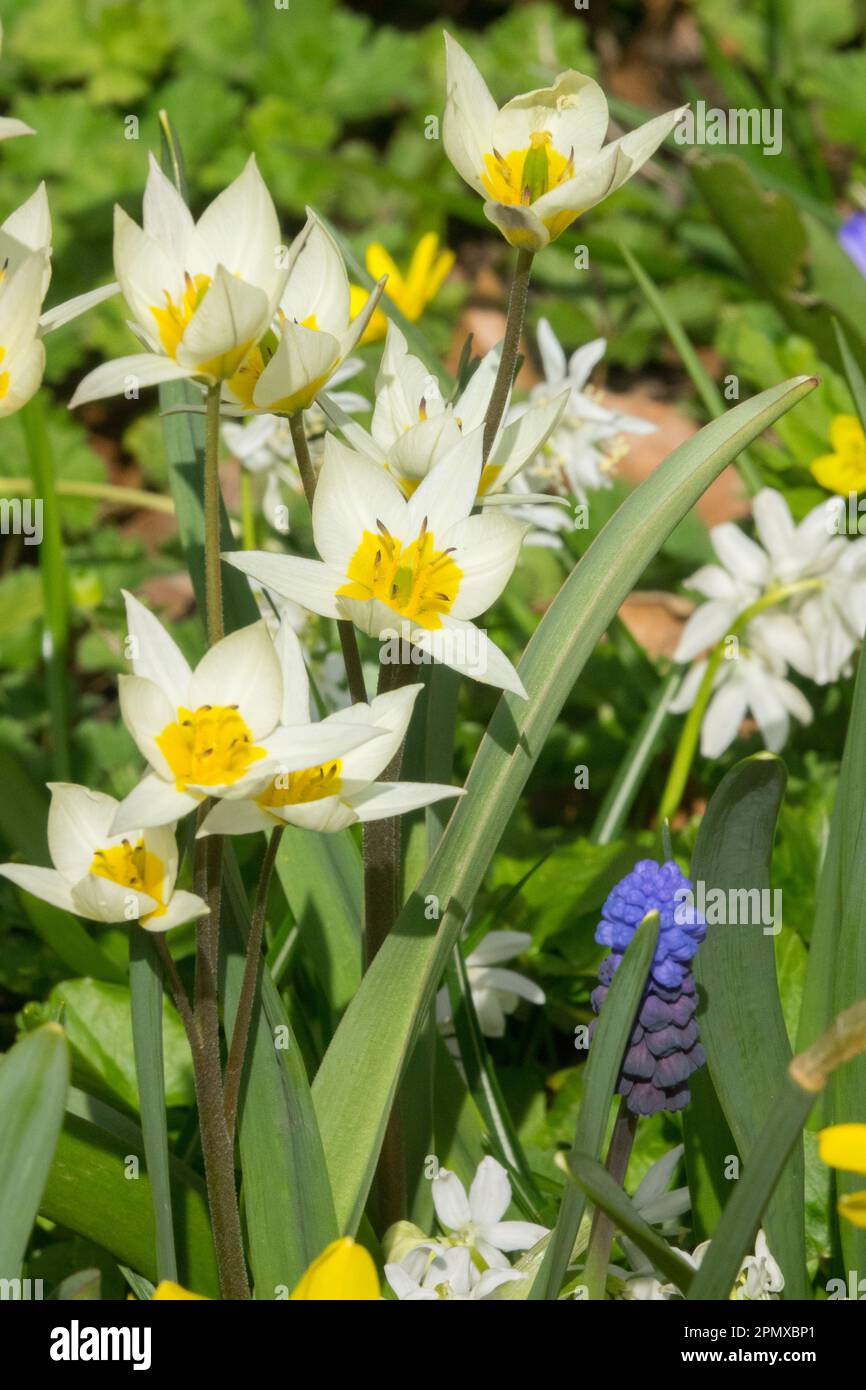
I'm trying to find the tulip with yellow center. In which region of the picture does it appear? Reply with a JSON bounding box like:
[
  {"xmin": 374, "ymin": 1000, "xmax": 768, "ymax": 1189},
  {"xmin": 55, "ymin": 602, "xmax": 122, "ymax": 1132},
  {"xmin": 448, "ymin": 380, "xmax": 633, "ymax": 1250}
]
[
  {"xmin": 811, "ymin": 415, "xmax": 866, "ymax": 496},
  {"xmin": 290, "ymin": 1238, "xmax": 380, "ymax": 1300},
  {"xmin": 0, "ymin": 784, "xmax": 208, "ymax": 932},
  {"xmin": 225, "ymin": 433, "xmax": 529, "ymax": 696},
  {"xmin": 198, "ymin": 618, "xmax": 462, "ymax": 837},
  {"xmin": 111, "ymin": 591, "xmax": 384, "ymax": 833},
  {"xmin": 442, "ymin": 32, "xmax": 686, "ymax": 252},
  {"xmin": 70, "ymin": 154, "xmax": 289, "ymax": 408},
  {"xmin": 322, "ymin": 321, "xmax": 569, "ymax": 505},
  {"xmin": 222, "ymin": 208, "xmax": 385, "ymax": 418},
  {"xmin": 819, "ymin": 1123, "xmax": 866, "ymax": 1228},
  {"xmin": 349, "ymin": 233, "xmax": 455, "ymax": 345}
]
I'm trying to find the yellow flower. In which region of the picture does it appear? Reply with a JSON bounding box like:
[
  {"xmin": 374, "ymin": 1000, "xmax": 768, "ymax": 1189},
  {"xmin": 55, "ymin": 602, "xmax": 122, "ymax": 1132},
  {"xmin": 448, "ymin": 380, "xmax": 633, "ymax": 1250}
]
[
  {"xmin": 350, "ymin": 233, "xmax": 455, "ymax": 345},
  {"xmin": 818, "ymin": 1123, "xmax": 866, "ymax": 1228},
  {"xmin": 810, "ymin": 414, "xmax": 866, "ymax": 495},
  {"xmin": 290, "ymin": 1237, "xmax": 380, "ymax": 1300},
  {"xmin": 152, "ymin": 1281, "xmax": 208, "ymax": 1300}
]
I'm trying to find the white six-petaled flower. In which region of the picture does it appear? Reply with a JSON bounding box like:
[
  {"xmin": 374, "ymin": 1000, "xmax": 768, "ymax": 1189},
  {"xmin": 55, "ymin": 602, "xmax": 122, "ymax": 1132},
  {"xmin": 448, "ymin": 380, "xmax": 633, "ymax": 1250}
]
[
  {"xmin": 436, "ymin": 929, "xmax": 545, "ymax": 1038},
  {"xmin": 225, "ymin": 433, "xmax": 530, "ymax": 695},
  {"xmin": 112, "ymin": 591, "xmax": 382, "ymax": 833},
  {"xmin": 442, "ymin": 32, "xmax": 686, "ymax": 252},
  {"xmin": 197, "ymin": 619, "xmax": 462, "ymax": 837},
  {"xmin": 0, "ymin": 784, "xmax": 208, "ymax": 932}
]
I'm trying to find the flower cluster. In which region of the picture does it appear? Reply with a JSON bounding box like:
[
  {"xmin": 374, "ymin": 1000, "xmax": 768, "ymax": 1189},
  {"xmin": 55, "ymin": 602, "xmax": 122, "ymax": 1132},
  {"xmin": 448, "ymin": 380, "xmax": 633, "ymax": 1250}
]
[
  {"xmin": 671, "ymin": 488, "xmax": 866, "ymax": 756},
  {"xmin": 384, "ymin": 1156, "xmax": 547, "ymax": 1301},
  {"xmin": 591, "ymin": 859, "xmax": 706, "ymax": 1116}
]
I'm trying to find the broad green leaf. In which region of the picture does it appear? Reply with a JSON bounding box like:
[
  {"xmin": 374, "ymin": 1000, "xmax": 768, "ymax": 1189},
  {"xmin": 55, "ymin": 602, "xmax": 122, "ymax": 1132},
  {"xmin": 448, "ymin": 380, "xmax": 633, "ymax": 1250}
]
[
  {"xmin": 275, "ymin": 825, "xmax": 362, "ymax": 1015},
  {"xmin": 688, "ymin": 1076, "xmax": 814, "ymax": 1300},
  {"xmin": 41, "ymin": 1107, "xmax": 219, "ymax": 1298},
  {"xmin": 566, "ymin": 1153, "xmax": 695, "ymax": 1294},
  {"xmin": 0, "ymin": 1024, "xmax": 69, "ymax": 1279},
  {"xmin": 313, "ymin": 374, "xmax": 818, "ymax": 1235},
  {"xmin": 221, "ymin": 848, "xmax": 337, "ymax": 1296},
  {"xmin": 21, "ymin": 896, "xmax": 126, "ymax": 985},
  {"xmin": 47, "ymin": 978, "xmax": 193, "ymax": 1113},
  {"xmin": 682, "ymin": 1068, "xmax": 737, "ymax": 1244},
  {"xmin": 690, "ymin": 754, "xmax": 806, "ymax": 1297},
  {"xmin": 531, "ymin": 913, "xmax": 659, "ymax": 1299},
  {"xmin": 129, "ymin": 931, "xmax": 177, "ymax": 1283}
]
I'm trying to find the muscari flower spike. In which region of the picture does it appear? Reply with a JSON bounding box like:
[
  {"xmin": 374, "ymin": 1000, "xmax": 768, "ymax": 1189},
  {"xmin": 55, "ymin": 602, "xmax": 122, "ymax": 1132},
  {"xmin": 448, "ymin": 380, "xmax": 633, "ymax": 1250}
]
[{"xmin": 591, "ymin": 859, "xmax": 706, "ymax": 1117}]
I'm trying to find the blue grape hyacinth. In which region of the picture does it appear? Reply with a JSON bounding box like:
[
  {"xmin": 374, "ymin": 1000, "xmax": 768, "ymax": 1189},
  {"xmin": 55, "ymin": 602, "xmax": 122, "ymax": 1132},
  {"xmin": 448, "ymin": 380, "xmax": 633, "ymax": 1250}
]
[{"xmin": 590, "ymin": 859, "xmax": 707, "ymax": 1117}]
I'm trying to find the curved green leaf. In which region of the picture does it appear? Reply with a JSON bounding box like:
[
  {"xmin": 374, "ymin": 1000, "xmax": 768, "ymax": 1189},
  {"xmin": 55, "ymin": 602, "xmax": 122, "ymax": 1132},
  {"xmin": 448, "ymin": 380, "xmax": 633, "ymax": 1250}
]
[
  {"xmin": 0, "ymin": 1024, "xmax": 69, "ymax": 1279},
  {"xmin": 690, "ymin": 753, "xmax": 806, "ymax": 1297},
  {"xmin": 129, "ymin": 930, "xmax": 177, "ymax": 1283},
  {"xmin": 313, "ymin": 374, "xmax": 818, "ymax": 1234}
]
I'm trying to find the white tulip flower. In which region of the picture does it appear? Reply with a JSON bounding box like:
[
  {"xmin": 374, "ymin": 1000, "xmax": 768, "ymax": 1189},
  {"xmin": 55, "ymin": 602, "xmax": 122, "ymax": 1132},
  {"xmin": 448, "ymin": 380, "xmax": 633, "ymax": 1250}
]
[
  {"xmin": 70, "ymin": 154, "xmax": 289, "ymax": 407},
  {"xmin": 225, "ymin": 433, "xmax": 529, "ymax": 696},
  {"xmin": 0, "ymin": 185, "xmax": 117, "ymax": 416},
  {"xmin": 0, "ymin": 783, "xmax": 208, "ymax": 932},
  {"xmin": 198, "ymin": 620, "xmax": 462, "ymax": 837},
  {"xmin": 112, "ymin": 592, "xmax": 383, "ymax": 834},
  {"xmin": 322, "ymin": 321, "xmax": 569, "ymax": 505},
  {"xmin": 442, "ymin": 32, "xmax": 686, "ymax": 252},
  {"xmin": 223, "ymin": 209, "xmax": 384, "ymax": 418}
]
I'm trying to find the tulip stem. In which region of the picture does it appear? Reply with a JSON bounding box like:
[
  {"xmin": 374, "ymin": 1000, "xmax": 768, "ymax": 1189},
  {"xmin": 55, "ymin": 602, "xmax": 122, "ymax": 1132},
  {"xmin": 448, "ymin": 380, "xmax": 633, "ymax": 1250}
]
[
  {"xmin": 482, "ymin": 248, "xmax": 534, "ymax": 463},
  {"xmin": 658, "ymin": 577, "xmax": 824, "ymax": 823},
  {"xmin": 288, "ymin": 410, "xmax": 368, "ymax": 704},
  {"xmin": 583, "ymin": 1098, "xmax": 637, "ymax": 1300},
  {"xmin": 203, "ymin": 382, "xmax": 225, "ymax": 647},
  {"xmin": 223, "ymin": 825, "xmax": 284, "ymax": 1146}
]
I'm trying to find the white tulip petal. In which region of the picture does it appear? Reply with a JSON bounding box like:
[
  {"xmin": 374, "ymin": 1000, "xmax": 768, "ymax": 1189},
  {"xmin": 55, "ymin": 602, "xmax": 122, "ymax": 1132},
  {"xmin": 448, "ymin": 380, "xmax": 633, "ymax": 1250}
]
[
  {"xmin": 483, "ymin": 198, "xmax": 550, "ymax": 252},
  {"xmin": 1, "ymin": 183, "xmax": 51, "ymax": 268},
  {"xmin": 492, "ymin": 70, "xmax": 609, "ymax": 166},
  {"xmin": 71, "ymin": 873, "xmax": 158, "ymax": 925},
  {"xmin": 404, "ymin": 428, "xmax": 483, "ymax": 539},
  {"xmin": 0, "ymin": 863, "xmax": 77, "ymax": 913},
  {"xmin": 40, "ymin": 282, "xmax": 119, "ymax": 335},
  {"xmin": 122, "ymin": 589, "xmax": 192, "ymax": 709},
  {"xmin": 446, "ymin": 511, "xmax": 527, "ymax": 619},
  {"xmin": 0, "ymin": 338, "xmax": 44, "ymax": 417},
  {"xmin": 345, "ymin": 780, "xmax": 463, "ymax": 823},
  {"xmin": 0, "ymin": 117, "xmax": 35, "ymax": 141},
  {"xmin": 280, "ymin": 211, "xmax": 350, "ymax": 336},
  {"xmin": 111, "ymin": 772, "xmax": 200, "ymax": 835},
  {"xmin": 487, "ymin": 387, "xmax": 570, "ymax": 489},
  {"xmin": 442, "ymin": 32, "xmax": 498, "ymax": 196},
  {"xmin": 274, "ymin": 617, "xmax": 312, "ymax": 725},
  {"xmin": 262, "ymin": 718, "xmax": 385, "ymax": 774},
  {"xmin": 313, "ymin": 436, "xmax": 405, "ymax": 566},
  {"xmin": 142, "ymin": 152, "xmax": 195, "ymax": 265},
  {"xmin": 113, "ymin": 205, "xmax": 182, "ymax": 341},
  {"xmin": 334, "ymin": 683, "xmax": 423, "ymax": 783},
  {"xmin": 46, "ymin": 783, "xmax": 116, "ymax": 883},
  {"xmin": 118, "ymin": 674, "xmax": 178, "ymax": 781},
  {"xmin": 69, "ymin": 354, "xmax": 194, "ymax": 408},
  {"xmin": 192, "ymin": 155, "xmax": 283, "ymax": 295},
  {"xmin": 198, "ymin": 797, "xmax": 274, "ymax": 838},
  {"xmin": 253, "ymin": 322, "xmax": 339, "ymax": 411},
  {"xmin": 189, "ymin": 621, "xmax": 282, "ymax": 737},
  {"xmin": 143, "ymin": 889, "xmax": 209, "ymax": 934},
  {"xmin": 224, "ymin": 550, "xmax": 343, "ymax": 618},
  {"xmin": 416, "ymin": 617, "xmax": 527, "ymax": 697},
  {"xmin": 176, "ymin": 266, "xmax": 268, "ymax": 375}
]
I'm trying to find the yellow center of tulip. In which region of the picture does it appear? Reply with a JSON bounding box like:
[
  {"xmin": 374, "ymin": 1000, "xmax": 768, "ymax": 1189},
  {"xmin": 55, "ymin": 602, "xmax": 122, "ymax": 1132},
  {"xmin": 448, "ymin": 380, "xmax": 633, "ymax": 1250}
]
[
  {"xmin": 257, "ymin": 759, "xmax": 343, "ymax": 810},
  {"xmin": 481, "ymin": 132, "xmax": 578, "ymax": 241},
  {"xmin": 337, "ymin": 519, "xmax": 462, "ymax": 630},
  {"xmin": 151, "ymin": 272, "xmax": 212, "ymax": 357},
  {"xmin": 0, "ymin": 346, "xmax": 9, "ymax": 401},
  {"xmin": 90, "ymin": 837, "xmax": 166, "ymax": 921},
  {"xmin": 156, "ymin": 704, "xmax": 266, "ymax": 792}
]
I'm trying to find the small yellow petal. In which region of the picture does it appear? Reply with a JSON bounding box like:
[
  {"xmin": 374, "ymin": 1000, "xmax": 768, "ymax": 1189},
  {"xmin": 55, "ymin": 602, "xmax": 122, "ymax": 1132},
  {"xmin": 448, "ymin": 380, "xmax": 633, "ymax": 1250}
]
[
  {"xmin": 152, "ymin": 1280, "xmax": 208, "ymax": 1300},
  {"xmin": 818, "ymin": 1123, "xmax": 866, "ymax": 1175},
  {"xmin": 838, "ymin": 1189, "xmax": 866, "ymax": 1228},
  {"xmin": 290, "ymin": 1237, "xmax": 380, "ymax": 1300},
  {"xmin": 365, "ymin": 243, "xmax": 403, "ymax": 297}
]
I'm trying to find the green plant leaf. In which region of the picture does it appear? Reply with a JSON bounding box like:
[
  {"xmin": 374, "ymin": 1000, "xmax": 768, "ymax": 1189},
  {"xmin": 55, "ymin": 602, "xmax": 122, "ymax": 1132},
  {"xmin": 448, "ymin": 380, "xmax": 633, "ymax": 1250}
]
[
  {"xmin": 313, "ymin": 375, "xmax": 817, "ymax": 1236},
  {"xmin": 221, "ymin": 847, "xmax": 337, "ymax": 1296},
  {"xmin": 274, "ymin": 826, "xmax": 362, "ymax": 1016},
  {"xmin": 566, "ymin": 1152, "xmax": 695, "ymax": 1294},
  {"xmin": 40, "ymin": 1105, "xmax": 219, "ymax": 1298},
  {"xmin": 531, "ymin": 912, "xmax": 659, "ymax": 1299},
  {"xmin": 688, "ymin": 1076, "xmax": 814, "ymax": 1300},
  {"xmin": 129, "ymin": 931, "xmax": 177, "ymax": 1284},
  {"xmin": 20, "ymin": 896, "xmax": 126, "ymax": 985},
  {"xmin": 690, "ymin": 753, "xmax": 806, "ymax": 1297},
  {"xmin": 0, "ymin": 1023, "xmax": 69, "ymax": 1279}
]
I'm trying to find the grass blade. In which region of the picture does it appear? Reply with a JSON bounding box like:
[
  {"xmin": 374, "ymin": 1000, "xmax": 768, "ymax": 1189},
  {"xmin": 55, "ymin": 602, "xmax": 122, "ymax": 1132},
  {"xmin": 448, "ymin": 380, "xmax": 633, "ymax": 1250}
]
[
  {"xmin": 129, "ymin": 930, "xmax": 177, "ymax": 1283},
  {"xmin": 690, "ymin": 753, "xmax": 806, "ymax": 1296},
  {"xmin": 312, "ymin": 374, "xmax": 818, "ymax": 1235},
  {"xmin": 833, "ymin": 317, "xmax": 866, "ymax": 432},
  {"xmin": 530, "ymin": 912, "xmax": 659, "ymax": 1299},
  {"xmin": 566, "ymin": 1152, "xmax": 695, "ymax": 1294},
  {"xmin": 590, "ymin": 669, "xmax": 680, "ymax": 845},
  {"xmin": 0, "ymin": 1023, "xmax": 69, "ymax": 1279}
]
